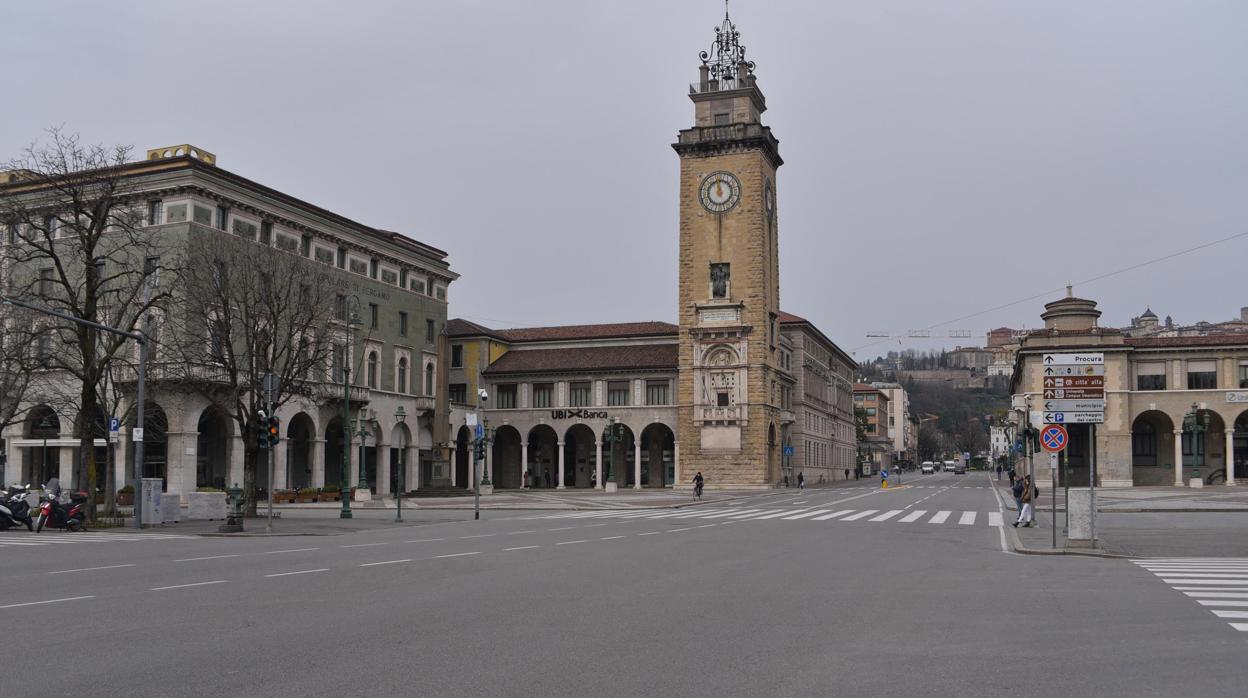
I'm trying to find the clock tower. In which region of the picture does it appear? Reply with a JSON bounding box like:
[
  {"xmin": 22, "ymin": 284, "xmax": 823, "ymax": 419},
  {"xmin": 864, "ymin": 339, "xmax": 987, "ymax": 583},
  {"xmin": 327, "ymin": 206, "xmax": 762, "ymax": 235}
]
[{"xmin": 673, "ymin": 9, "xmax": 784, "ymax": 488}]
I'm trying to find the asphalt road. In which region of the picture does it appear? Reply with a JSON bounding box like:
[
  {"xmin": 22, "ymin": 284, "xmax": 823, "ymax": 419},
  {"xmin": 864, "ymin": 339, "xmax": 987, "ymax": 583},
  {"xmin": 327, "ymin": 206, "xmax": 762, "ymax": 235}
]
[{"xmin": 2, "ymin": 472, "xmax": 1245, "ymax": 697}]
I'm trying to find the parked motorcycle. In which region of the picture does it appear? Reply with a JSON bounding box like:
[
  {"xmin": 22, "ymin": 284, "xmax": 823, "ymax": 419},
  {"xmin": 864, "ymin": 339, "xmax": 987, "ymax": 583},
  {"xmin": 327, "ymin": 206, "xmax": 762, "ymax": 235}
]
[
  {"xmin": 34, "ymin": 490, "xmax": 87, "ymax": 533},
  {"xmin": 0, "ymin": 484, "xmax": 35, "ymax": 531}
]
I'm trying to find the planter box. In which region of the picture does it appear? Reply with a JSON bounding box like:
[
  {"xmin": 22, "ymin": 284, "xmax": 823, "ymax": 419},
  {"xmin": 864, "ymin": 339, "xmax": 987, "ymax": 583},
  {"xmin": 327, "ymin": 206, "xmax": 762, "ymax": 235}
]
[
  {"xmin": 116, "ymin": 493, "xmax": 134, "ymax": 506},
  {"xmin": 273, "ymin": 493, "xmax": 296, "ymax": 504},
  {"xmin": 296, "ymin": 494, "xmax": 317, "ymax": 503},
  {"xmin": 187, "ymin": 492, "xmax": 228, "ymax": 520},
  {"xmin": 320, "ymin": 492, "xmax": 340, "ymax": 502}
]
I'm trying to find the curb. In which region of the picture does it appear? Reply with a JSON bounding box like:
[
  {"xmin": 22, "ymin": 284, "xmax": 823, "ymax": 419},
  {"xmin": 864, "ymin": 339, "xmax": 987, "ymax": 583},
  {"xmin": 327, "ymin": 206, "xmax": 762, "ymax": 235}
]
[{"xmin": 1002, "ymin": 519, "xmax": 1131, "ymax": 559}]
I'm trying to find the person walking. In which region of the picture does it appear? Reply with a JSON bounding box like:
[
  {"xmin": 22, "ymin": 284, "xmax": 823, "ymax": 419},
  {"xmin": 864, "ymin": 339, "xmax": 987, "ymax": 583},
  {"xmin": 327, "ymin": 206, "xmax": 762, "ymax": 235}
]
[
  {"xmin": 797, "ymin": 472, "xmax": 805, "ymax": 490},
  {"xmin": 542, "ymin": 468, "xmax": 551, "ymax": 488},
  {"xmin": 1011, "ymin": 476, "xmax": 1024, "ymax": 523},
  {"xmin": 996, "ymin": 464, "xmax": 1003, "ymax": 481},
  {"xmin": 1007, "ymin": 466, "xmax": 1016, "ymax": 488},
  {"xmin": 1013, "ymin": 475, "xmax": 1037, "ymax": 527}
]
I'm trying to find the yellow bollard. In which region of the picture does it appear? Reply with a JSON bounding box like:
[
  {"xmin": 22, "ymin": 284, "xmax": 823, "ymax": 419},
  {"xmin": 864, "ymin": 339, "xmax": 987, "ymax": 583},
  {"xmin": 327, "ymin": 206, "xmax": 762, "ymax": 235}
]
[{"xmin": 882, "ymin": 480, "xmax": 888, "ymax": 489}]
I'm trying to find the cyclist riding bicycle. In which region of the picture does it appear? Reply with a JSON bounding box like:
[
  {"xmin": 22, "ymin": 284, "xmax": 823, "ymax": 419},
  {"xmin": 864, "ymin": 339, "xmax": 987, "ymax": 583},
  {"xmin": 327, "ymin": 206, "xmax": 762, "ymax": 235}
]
[{"xmin": 693, "ymin": 471, "xmax": 705, "ymax": 499}]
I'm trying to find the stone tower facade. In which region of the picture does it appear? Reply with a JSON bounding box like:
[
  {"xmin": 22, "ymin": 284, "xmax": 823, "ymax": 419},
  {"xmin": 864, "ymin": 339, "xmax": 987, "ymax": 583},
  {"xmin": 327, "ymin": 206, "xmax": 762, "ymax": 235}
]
[{"xmin": 673, "ymin": 11, "xmax": 784, "ymax": 487}]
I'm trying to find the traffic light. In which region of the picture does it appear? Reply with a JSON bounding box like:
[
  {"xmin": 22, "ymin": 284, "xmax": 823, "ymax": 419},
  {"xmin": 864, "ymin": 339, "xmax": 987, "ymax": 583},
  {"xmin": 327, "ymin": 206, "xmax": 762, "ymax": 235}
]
[
  {"xmin": 267, "ymin": 415, "xmax": 281, "ymax": 447},
  {"xmin": 256, "ymin": 412, "xmax": 269, "ymax": 450},
  {"xmin": 473, "ymin": 438, "xmax": 485, "ymax": 462}
]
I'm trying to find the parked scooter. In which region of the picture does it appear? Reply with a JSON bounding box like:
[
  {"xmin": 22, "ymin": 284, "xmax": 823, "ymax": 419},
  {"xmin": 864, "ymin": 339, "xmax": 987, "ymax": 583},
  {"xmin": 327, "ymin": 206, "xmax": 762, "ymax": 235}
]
[
  {"xmin": 0, "ymin": 484, "xmax": 35, "ymax": 531},
  {"xmin": 35, "ymin": 489, "xmax": 87, "ymax": 533}
]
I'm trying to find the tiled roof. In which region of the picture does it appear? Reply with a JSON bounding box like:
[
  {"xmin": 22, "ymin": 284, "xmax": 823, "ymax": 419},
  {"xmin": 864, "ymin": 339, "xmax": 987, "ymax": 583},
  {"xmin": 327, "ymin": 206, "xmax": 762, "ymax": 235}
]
[
  {"xmin": 778, "ymin": 311, "xmax": 807, "ymax": 324},
  {"xmin": 496, "ymin": 321, "xmax": 677, "ymax": 342},
  {"xmin": 446, "ymin": 318, "xmax": 507, "ymax": 340},
  {"xmin": 483, "ymin": 344, "xmax": 678, "ymax": 375},
  {"xmin": 853, "ymin": 383, "xmax": 879, "ymax": 392},
  {"xmin": 1126, "ymin": 334, "xmax": 1248, "ymax": 348}
]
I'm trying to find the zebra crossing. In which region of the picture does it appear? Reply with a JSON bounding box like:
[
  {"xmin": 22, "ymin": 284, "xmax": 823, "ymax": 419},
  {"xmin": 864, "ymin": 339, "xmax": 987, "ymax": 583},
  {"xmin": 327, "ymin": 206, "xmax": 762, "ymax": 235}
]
[
  {"xmin": 1132, "ymin": 558, "xmax": 1248, "ymax": 633},
  {"xmin": 0, "ymin": 531, "xmax": 193, "ymax": 548},
  {"xmin": 527, "ymin": 507, "xmax": 1004, "ymax": 527}
]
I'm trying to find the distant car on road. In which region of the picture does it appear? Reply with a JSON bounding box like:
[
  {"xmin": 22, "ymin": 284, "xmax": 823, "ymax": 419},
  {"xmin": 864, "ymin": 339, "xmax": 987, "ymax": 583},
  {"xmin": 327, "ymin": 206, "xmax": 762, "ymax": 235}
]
[
  {"xmin": 943, "ymin": 461, "xmax": 957, "ymax": 472},
  {"xmin": 920, "ymin": 462, "xmax": 936, "ymax": 474},
  {"xmin": 953, "ymin": 463, "xmax": 967, "ymax": 475}
]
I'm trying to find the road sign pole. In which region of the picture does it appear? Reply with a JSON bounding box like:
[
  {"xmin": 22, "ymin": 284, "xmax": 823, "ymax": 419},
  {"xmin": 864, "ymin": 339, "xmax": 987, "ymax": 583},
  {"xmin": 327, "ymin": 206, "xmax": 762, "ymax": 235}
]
[
  {"xmin": 1090, "ymin": 424, "xmax": 1097, "ymax": 549},
  {"xmin": 1051, "ymin": 452, "xmax": 1058, "ymax": 548}
]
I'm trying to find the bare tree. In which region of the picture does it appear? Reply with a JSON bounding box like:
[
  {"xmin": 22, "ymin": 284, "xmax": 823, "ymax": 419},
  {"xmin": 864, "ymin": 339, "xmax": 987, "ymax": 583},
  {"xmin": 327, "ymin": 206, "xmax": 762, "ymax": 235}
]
[
  {"xmin": 0, "ymin": 129, "xmax": 172, "ymax": 514},
  {"xmin": 166, "ymin": 230, "xmax": 339, "ymax": 514},
  {"xmin": 0, "ymin": 301, "xmax": 47, "ymax": 482}
]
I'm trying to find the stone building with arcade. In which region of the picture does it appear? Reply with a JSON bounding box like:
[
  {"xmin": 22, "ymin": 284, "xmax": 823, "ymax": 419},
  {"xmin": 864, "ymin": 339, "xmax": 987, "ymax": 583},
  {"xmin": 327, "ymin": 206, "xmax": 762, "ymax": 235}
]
[
  {"xmin": 1, "ymin": 145, "xmax": 456, "ymax": 497},
  {"xmin": 1011, "ymin": 292, "xmax": 1248, "ymax": 488}
]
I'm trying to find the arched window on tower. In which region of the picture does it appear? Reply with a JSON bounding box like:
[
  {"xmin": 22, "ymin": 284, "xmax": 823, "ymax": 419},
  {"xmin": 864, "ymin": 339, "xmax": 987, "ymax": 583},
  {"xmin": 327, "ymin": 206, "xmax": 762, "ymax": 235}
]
[
  {"xmin": 397, "ymin": 357, "xmax": 408, "ymax": 393},
  {"xmin": 424, "ymin": 363, "xmax": 434, "ymax": 397},
  {"xmin": 367, "ymin": 351, "xmax": 378, "ymax": 389}
]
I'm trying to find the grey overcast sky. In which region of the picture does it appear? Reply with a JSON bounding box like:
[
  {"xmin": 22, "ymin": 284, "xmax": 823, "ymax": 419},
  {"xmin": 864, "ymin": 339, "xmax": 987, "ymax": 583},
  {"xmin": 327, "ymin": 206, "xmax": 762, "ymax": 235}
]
[{"xmin": 4, "ymin": 1, "xmax": 1247, "ymax": 357}]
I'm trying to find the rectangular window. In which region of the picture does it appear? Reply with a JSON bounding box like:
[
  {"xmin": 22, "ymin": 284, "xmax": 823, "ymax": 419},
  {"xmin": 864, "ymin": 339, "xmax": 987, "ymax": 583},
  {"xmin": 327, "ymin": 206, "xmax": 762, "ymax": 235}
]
[
  {"xmin": 1240, "ymin": 363, "xmax": 1248, "ymax": 389},
  {"xmin": 865, "ymin": 407, "xmax": 876, "ymax": 416},
  {"xmin": 166, "ymin": 203, "xmax": 187, "ymax": 223},
  {"xmin": 645, "ymin": 380, "xmax": 669, "ymax": 406},
  {"xmin": 215, "ymin": 206, "xmax": 228, "ymax": 231},
  {"xmin": 331, "ymin": 345, "xmax": 345, "ymax": 383},
  {"xmin": 569, "ymin": 381, "xmax": 591, "ymax": 407},
  {"xmin": 450, "ymin": 344, "xmax": 463, "ymax": 368},
  {"xmin": 39, "ymin": 268, "xmax": 54, "ymax": 297},
  {"xmin": 6, "ymin": 222, "xmax": 17, "ymax": 244},
  {"xmin": 1136, "ymin": 362, "xmax": 1166, "ymax": 390},
  {"xmin": 148, "ymin": 200, "xmax": 164, "ymax": 226},
  {"xmin": 533, "ymin": 383, "xmax": 554, "ymax": 408},
  {"xmin": 398, "ymin": 312, "xmax": 408, "ymax": 337},
  {"xmin": 349, "ymin": 258, "xmax": 368, "ymax": 275},
  {"xmin": 449, "ymin": 383, "xmax": 467, "ymax": 404},
  {"xmin": 369, "ymin": 259, "xmax": 379, "ymax": 279},
  {"xmin": 276, "ymin": 234, "xmax": 299, "ymax": 252},
  {"xmin": 335, "ymin": 294, "xmax": 347, "ymax": 322},
  {"xmin": 426, "ymin": 319, "xmax": 435, "ymax": 342},
  {"xmin": 368, "ymin": 303, "xmax": 378, "ymax": 329},
  {"xmin": 314, "ymin": 247, "xmax": 335, "ymax": 265},
  {"xmin": 607, "ymin": 381, "xmax": 630, "ymax": 406},
  {"xmin": 497, "ymin": 384, "xmax": 517, "ymax": 409},
  {"xmin": 193, "ymin": 205, "xmax": 213, "ymax": 225},
  {"xmin": 410, "ymin": 278, "xmax": 426, "ymax": 295},
  {"xmin": 260, "ymin": 221, "xmax": 272, "ymax": 245},
  {"xmin": 435, "ymin": 286, "xmax": 446, "ymax": 301},
  {"xmin": 713, "ymin": 112, "xmax": 730, "ymax": 125},
  {"xmin": 232, "ymin": 218, "xmax": 257, "ymax": 240},
  {"xmin": 381, "ymin": 269, "xmax": 398, "ymax": 285},
  {"xmin": 716, "ymin": 392, "xmax": 730, "ymax": 407},
  {"xmin": 1187, "ymin": 360, "xmax": 1218, "ymax": 390}
]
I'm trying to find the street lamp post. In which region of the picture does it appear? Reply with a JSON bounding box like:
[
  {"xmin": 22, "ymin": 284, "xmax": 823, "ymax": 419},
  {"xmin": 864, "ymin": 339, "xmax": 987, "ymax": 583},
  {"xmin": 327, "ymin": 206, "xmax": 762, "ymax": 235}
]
[
  {"xmin": 1182, "ymin": 403, "xmax": 1209, "ymax": 485},
  {"xmin": 356, "ymin": 410, "xmax": 375, "ymax": 495},
  {"xmin": 602, "ymin": 417, "xmax": 621, "ymax": 491},
  {"xmin": 394, "ymin": 406, "xmax": 406, "ymax": 523},
  {"xmin": 339, "ymin": 306, "xmax": 359, "ymax": 520}
]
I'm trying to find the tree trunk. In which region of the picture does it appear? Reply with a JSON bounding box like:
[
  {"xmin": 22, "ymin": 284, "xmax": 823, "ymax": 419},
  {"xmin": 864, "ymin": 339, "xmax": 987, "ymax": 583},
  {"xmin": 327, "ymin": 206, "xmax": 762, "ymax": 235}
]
[
  {"xmin": 243, "ymin": 440, "xmax": 259, "ymax": 517},
  {"xmin": 104, "ymin": 441, "xmax": 116, "ymax": 516}
]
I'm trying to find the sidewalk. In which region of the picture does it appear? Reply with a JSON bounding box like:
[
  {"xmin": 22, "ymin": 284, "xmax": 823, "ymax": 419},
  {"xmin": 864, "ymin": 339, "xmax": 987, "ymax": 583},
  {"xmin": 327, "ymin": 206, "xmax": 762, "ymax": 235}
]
[{"xmin": 992, "ymin": 476, "xmax": 1248, "ymax": 513}]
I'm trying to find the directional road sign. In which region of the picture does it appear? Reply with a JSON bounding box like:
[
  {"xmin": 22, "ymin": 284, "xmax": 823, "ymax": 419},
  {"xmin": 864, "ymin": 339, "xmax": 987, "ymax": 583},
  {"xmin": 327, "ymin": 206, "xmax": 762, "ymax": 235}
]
[
  {"xmin": 474, "ymin": 424, "xmax": 484, "ymax": 440},
  {"xmin": 1043, "ymin": 399, "xmax": 1106, "ymax": 412},
  {"xmin": 1044, "ymin": 412, "xmax": 1105, "ymax": 424},
  {"xmin": 1043, "ymin": 364, "xmax": 1106, "ymax": 377},
  {"xmin": 1043, "ymin": 376, "xmax": 1104, "ymax": 389},
  {"xmin": 1043, "ymin": 388, "xmax": 1104, "ymax": 400},
  {"xmin": 1043, "ymin": 353, "xmax": 1104, "ymax": 365},
  {"xmin": 1040, "ymin": 424, "xmax": 1068, "ymax": 453}
]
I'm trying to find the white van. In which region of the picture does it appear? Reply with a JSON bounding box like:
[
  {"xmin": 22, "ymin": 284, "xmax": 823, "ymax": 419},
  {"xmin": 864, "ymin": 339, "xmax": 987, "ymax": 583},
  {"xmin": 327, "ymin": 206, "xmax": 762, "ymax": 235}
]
[{"xmin": 920, "ymin": 462, "xmax": 936, "ymax": 474}]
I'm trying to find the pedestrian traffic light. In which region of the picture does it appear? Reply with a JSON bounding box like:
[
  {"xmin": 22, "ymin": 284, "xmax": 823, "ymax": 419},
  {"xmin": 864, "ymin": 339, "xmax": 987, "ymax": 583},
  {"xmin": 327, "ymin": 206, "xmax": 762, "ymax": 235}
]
[
  {"xmin": 473, "ymin": 438, "xmax": 485, "ymax": 462},
  {"xmin": 267, "ymin": 416, "xmax": 280, "ymax": 446}
]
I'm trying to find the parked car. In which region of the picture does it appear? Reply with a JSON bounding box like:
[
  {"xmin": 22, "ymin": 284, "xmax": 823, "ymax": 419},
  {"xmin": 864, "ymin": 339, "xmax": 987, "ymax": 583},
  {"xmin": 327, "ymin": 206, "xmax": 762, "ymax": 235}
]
[{"xmin": 920, "ymin": 462, "xmax": 936, "ymax": 474}]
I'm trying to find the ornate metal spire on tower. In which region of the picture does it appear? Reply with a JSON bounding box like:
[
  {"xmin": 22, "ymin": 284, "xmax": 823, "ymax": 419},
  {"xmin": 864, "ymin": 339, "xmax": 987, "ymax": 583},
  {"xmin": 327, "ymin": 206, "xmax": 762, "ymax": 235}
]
[{"xmin": 700, "ymin": 1, "xmax": 754, "ymax": 83}]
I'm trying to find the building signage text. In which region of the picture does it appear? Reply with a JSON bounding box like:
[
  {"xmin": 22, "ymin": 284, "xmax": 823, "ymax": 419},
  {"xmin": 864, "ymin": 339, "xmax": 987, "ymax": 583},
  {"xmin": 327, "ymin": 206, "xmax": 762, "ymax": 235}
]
[{"xmin": 550, "ymin": 409, "xmax": 610, "ymax": 420}]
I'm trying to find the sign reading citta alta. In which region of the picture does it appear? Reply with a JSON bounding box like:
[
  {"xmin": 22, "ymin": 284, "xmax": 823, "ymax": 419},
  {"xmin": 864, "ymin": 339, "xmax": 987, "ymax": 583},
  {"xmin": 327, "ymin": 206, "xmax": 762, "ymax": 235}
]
[{"xmin": 550, "ymin": 409, "xmax": 611, "ymax": 420}]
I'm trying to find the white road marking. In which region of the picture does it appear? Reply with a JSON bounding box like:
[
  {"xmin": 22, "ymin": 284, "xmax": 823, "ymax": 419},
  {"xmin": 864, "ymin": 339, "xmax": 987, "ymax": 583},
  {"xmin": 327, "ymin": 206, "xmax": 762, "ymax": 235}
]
[
  {"xmin": 360, "ymin": 559, "xmax": 411, "ymax": 567},
  {"xmin": 840, "ymin": 510, "xmax": 879, "ymax": 522},
  {"xmin": 151, "ymin": 580, "xmax": 227, "ymax": 591},
  {"xmin": 812, "ymin": 510, "xmax": 853, "ymax": 521},
  {"xmin": 988, "ymin": 512, "xmax": 1004, "ymax": 527},
  {"xmin": 406, "ymin": 538, "xmax": 446, "ymax": 543},
  {"xmin": 1211, "ymin": 610, "xmax": 1248, "ymax": 619},
  {"xmin": 1228, "ymin": 623, "xmax": 1248, "ymax": 631},
  {"xmin": 435, "ymin": 552, "xmax": 481, "ymax": 558},
  {"xmin": 750, "ymin": 509, "xmax": 812, "ymax": 520},
  {"xmin": 667, "ymin": 528, "xmax": 691, "ymax": 532},
  {"xmin": 548, "ymin": 526, "xmax": 577, "ymax": 531},
  {"xmin": 599, "ymin": 536, "xmax": 625, "ymax": 540},
  {"xmin": 929, "ymin": 511, "xmax": 952, "ymax": 524},
  {"xmin": 637, "ymin": 532, "xmax": 661, "ymax": 536},
  {"xmin": 1196, "ymin": 600, "xmax": 1248, "ymax": 607},
  {"xmin": 1184, "ymin": 591, "xmax": 1248, "ymax": 598},
  {"xmin": 556, "ymin": 540, "xmax": 587, "ymax": 545},
  {"xmin": 1150, "ymin": 573, "xmax": 1248, "ymax": 579},
  {"xmin": 459, "ymin": 534, "xmax": 496, "ymax": 539},
  {"xmin": 264, "ymin": 548, "xmax": 319, "ymax": 554},
  {"xmin": 869, "ymin": 510, "xmax": 903, "ymax": 522},
  {"xmin": 958, "ymin": 512, "xmax": 977, "ymax": 526},
  {"xmin": 504, "ymin": 546, "xmax": 540, "ymax": 551},
  {"xmin": 1159, "ymin": 579, "xmax": 1248, "ymax": 586},
  {"xmin": 0, "ymin": 595, "xmax": 95, "ymax": 609},
  {"xmin": 48, "ymin": 564, "xmax": 136, "ymax": 574},
  {"xmin": 174, "ymin": 555, "xmax": 239, "ymax": 562},
  {"xmin": 340, "ymin": 542, "xmax": 388, "ymax": 548},
  {"xmin": 265, "ymin": 568, "xmax": 329, "ymax": 577},
  {"xmin": 899, "ymin": 510, "xmax": 927, "ymax": 523},
  {"xmin": 507, "ymin": 531, "xmax": 537, "ymax": 535},
  {"xmin": 700, "ymin": 509, "xmax": 762, "ymax": 519},
  {"xmin": 783, "ymin": 510, "xmax": 831, "ymax": 520}
]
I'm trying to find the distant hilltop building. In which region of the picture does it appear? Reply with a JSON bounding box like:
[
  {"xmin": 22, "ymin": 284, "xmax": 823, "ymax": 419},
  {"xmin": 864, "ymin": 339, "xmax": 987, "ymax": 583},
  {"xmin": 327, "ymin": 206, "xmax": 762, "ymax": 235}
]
[{"xmin": 1124, "ymin": 306, "xmax": 1248, "ymax": 338}]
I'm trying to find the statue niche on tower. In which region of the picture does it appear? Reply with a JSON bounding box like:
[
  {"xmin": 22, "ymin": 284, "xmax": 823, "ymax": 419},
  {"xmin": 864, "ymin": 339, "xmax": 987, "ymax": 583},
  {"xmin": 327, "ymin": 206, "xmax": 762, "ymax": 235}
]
[{"xmin": 710, "ymin": 262, "xmax": 730, "ymax": 299}]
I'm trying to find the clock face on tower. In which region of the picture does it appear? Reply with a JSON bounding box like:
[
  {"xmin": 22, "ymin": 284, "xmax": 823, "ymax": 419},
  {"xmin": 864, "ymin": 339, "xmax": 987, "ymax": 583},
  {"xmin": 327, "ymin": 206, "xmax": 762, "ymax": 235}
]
[
  {"xmin": 699, "ymin": 171, "xmax": 741, "ymax": 214},
  {"xmin": 763, "ymin": 177, "xmax": 774, "ymax": 220}
]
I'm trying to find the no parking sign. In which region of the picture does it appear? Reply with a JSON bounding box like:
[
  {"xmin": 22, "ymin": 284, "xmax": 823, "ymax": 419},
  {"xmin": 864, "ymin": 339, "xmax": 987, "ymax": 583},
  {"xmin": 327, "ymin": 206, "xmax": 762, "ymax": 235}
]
[{"xmin": 1040, "ymin": 424, "xmax": 1068, "ymax": 453}]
